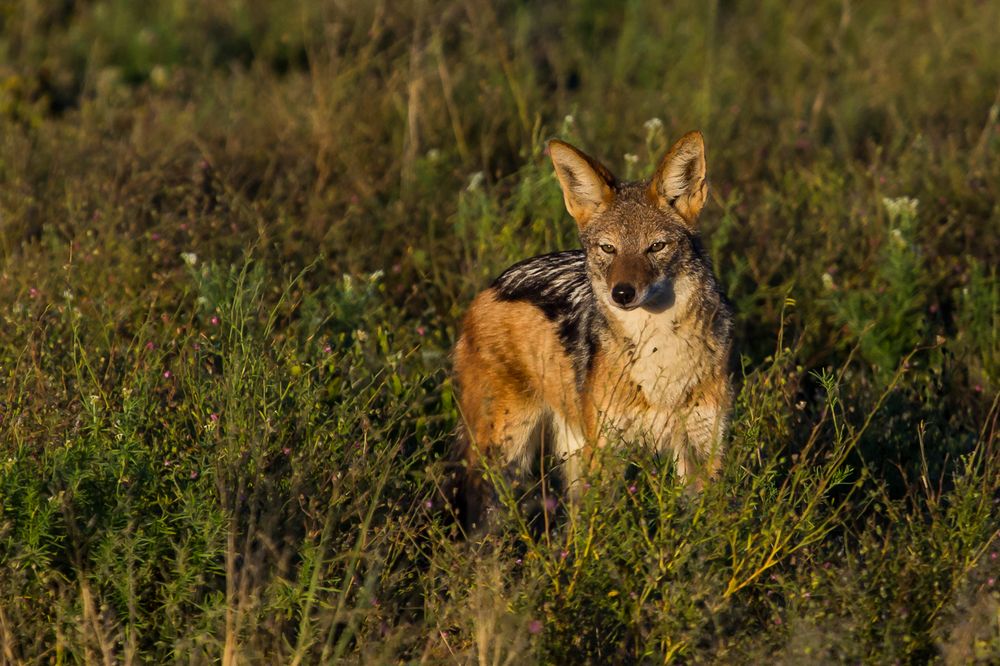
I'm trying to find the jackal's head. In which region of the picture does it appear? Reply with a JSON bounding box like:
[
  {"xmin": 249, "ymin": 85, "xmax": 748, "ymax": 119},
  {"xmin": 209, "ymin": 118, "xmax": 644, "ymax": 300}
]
[{"xmin": 548, "ymin": 132, "xmax": 710, "ymax": 313}]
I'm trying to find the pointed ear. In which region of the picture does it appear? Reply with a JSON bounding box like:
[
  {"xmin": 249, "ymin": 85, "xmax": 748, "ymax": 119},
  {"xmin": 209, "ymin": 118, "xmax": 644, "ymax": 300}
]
[
  {"xmin": 647, "ymin": 131, "xmax": 708, "ymax": 225},
  {"xmin": 548, "ymin": 139, "xmax": 616, "ymax": 227}
]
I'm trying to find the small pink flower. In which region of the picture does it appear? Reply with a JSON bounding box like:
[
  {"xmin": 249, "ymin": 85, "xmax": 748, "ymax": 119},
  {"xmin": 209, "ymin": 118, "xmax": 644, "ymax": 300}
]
[
  {"xmin": 210, "ymin": 316, "xmax": 220, "ymax": 326},
  {"xmin": 323, "ymin": 344, "xmax": 332, "ymax": 354},
  {"xmin": 29, "ymin": 287, "xmax": 39, "ymax": 298},
  {"xmin": 209, "ymin": 413, "xmax": 219, "ymax": 422},
  {"xmin": 774, "ymin": 616, "xmax": 783, "ymax": 626},
  {"xmin": 988, "ymin": 577, "xmax": 995, "ymax": 587},
  {"xmin": 151, "ymin": 232, "xmax": 161, "ymax": 241},
  {"xmin": 974, "ymin": 384, "xmax": 983, "ymax": 393},
  {"xmin": 416, "ymin": 326, "xmax": 426, "ymax": 336},
  {"xmin": 164, "ymin": 459, "xmax": 172, "ymax": 467},
  {"xmin": 628, "ymin": 484, "xmax": 637, "ymax": 494},
  {"xmin": 163, "ymin": 370, "xmax": 172, "ymax": 379},
  {"xmin": 190, "ymin": 470, "xmax": 198, "ymax": 479},
  {"xmin": 559, "ymin": 550, "xmax": 568, "ymax": 560},
  {"xmin": 515, "ymin": 558, "xmax": 523, "ymax": 565},
  {"xmin": 990, "ymin": 551, "xmax": 997, "ymax": 560},
  {"xmin": 145, "ymin": 341, "xmax": 155, "ymax": 350},
  {"xmin": 528, "ymin": 619, "xmax": 543, "ymax": 635},
  {"xmin": 424, "ymin": 500, "xmax": 433, "ymax": 509},
  {"xmin": 282, "ymin": 447, "xmax": 291, "ymax": 455}
]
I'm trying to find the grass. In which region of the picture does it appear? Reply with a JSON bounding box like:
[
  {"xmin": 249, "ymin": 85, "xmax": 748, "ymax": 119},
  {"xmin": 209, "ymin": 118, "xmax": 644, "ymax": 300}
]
[{"xmin": 0, "ymin": 0, "xmax": 998, "ymax": 663}]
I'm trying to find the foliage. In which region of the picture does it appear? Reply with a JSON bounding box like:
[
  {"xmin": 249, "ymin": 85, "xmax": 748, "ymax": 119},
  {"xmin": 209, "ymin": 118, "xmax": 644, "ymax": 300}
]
[{"xmin": 1, "ymin": 1, "xmax": 998, "ymax": 662}]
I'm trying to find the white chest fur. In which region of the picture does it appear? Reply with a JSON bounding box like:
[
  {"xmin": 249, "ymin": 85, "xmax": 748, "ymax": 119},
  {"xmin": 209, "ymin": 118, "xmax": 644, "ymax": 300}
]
[
  {"xmin": 615, "ymin": 307, "xmax": 703, "ymax": 405},
  {"xmin": 613, "ymin": 279, "xmax": 711, "ymax": 396},
  {"xmin": 602, "ymin": 285, "xmax": 716, "ymax": 452},
  {"xmin": 588, "ymin": 278, "xmax": 730, "ymax": 476}
]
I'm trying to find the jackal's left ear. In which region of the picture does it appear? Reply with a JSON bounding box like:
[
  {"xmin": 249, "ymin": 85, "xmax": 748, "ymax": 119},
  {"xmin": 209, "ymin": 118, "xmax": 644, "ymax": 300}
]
[
  {"xmin": 648, "ymin": 131, "xmax": 708, "ymax": 225},
  {"xmin": 548, "ymin": 139, "xmax": 616, "ymax": 228}
]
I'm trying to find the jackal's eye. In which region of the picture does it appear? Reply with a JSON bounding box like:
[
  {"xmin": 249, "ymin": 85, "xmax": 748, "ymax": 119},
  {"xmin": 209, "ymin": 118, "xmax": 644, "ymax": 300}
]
[
  {"xmin": 648, "ymin": 241, "xmax": 667, "ymax": 253},
  {"xmin": 599, "ymin": 243, "xmax": 616, "ymax": 255}
]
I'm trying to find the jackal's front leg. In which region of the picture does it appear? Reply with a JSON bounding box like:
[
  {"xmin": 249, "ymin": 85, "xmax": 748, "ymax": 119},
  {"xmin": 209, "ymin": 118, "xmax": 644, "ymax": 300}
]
[
  {"xmin": 459, "ymin": 398, "xmax": 543, "ymax": 536},
  {"xmin": 676, "ymin": 401, "xmax": 729, "ymax": 483}
]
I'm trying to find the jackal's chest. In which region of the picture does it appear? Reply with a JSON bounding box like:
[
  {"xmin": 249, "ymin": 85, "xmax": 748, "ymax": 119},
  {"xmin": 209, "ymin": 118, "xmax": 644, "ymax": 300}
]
[{"xmin": 606, "ymin": 307, "xmax": 713, "ymax": 414}]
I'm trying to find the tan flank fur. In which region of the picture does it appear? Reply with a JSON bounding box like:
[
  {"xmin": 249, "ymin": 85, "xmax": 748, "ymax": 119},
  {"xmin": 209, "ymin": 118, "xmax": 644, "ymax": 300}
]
[{"xmin": 454, "ymin": 131, "xmax": 734, "ymax": 531}]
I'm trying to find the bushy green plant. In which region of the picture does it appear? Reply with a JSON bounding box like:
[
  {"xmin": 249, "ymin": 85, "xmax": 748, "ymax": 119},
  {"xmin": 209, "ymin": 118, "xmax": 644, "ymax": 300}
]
[{"xmin": 825, "ymin": 196, "xmax": 928, "ymax": 377}]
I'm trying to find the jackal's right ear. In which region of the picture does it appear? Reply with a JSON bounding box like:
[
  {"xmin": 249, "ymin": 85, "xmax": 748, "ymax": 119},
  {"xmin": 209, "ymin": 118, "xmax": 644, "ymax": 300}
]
[{"xmin": 548, "ymin": 139, "xmax": 616, "ymax": 227}]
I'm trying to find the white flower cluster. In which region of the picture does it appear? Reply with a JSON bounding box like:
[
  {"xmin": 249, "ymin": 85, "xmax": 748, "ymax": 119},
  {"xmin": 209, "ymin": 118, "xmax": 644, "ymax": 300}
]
[{"xmin": 882, "ymin": 196, "xmax": 919, "ymax": 222}]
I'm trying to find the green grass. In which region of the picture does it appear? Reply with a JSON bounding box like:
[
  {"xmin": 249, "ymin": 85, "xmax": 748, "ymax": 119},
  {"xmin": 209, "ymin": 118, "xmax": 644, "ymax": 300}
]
[{"xmin": 1, "ymin": 1, "xmax": 998, "ymax": 663}]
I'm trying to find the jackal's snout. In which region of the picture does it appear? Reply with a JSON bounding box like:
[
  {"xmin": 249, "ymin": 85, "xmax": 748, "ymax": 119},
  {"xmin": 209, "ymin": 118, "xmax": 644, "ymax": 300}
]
[
  {"xmin": 610, "ymin": 282, "xmax": 636, "ymax": 307},
  {"xmin": 606, "ymin": 253, "xmax": 657, "ymax": 310}
]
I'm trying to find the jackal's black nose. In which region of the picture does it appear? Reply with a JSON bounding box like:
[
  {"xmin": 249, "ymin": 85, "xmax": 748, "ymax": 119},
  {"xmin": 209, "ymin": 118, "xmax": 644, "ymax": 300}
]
[{"xmin": 611, "ymin": 283, "xmax": 636, "ymax": 306}]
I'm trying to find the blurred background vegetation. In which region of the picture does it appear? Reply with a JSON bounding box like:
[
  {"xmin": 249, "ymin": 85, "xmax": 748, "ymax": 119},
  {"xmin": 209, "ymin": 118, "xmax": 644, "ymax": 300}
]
[{"xmin": 0, "ymin": 0, "xmax": 997, "ymax": 663}]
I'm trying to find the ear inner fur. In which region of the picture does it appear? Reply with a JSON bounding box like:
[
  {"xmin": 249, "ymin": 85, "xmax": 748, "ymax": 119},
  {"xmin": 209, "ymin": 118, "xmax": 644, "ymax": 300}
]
[
  {"xmin": 647, "ymin": 131, "xmax": 708, "ymax": 225},
  {"xmin": 547, "ymin": 139, "xmax": 617, "ymax": 227}
]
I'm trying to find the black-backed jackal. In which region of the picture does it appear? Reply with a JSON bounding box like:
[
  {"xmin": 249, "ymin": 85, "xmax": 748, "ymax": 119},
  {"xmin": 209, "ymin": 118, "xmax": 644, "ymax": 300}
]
[{"xmin": 454, "ymin": 131, "xmax": 734, "ymax": 531}]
